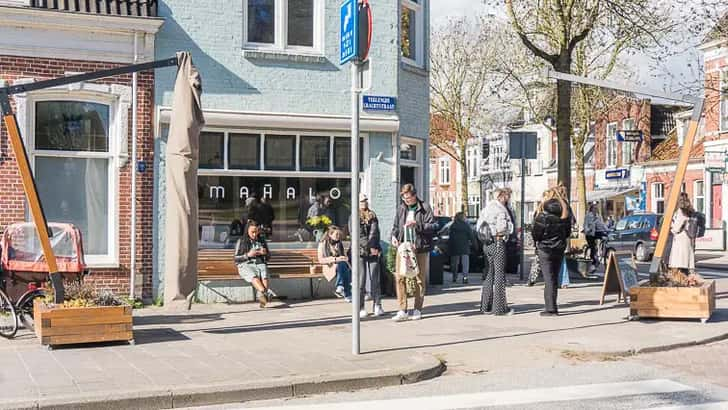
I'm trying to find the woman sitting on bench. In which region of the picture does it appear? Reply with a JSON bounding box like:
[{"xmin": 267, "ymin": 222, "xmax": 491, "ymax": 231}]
[
  {"xmin": 234, "ymin": 220, "xmax": 272, "ymax": 308},
  {"xmin": 318, "ymin": 225, "xmax": 352, "ymax": 302}
]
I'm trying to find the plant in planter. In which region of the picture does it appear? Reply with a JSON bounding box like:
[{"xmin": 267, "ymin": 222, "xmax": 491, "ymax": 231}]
[{"xmin": 306, "ymin": 215, "xmax": 332, "ymax": 242}]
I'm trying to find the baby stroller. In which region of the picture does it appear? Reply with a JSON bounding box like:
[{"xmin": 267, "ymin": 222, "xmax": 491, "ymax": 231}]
[{"xmin": 0, "ymin": 222, "xmax": 87, "ymax": 334}]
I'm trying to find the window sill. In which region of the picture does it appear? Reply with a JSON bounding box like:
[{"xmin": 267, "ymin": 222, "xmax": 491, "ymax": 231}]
[
  {"xmin": 400, "ymin": 60, "xmax": 428, "ymax": 76},
  {"xmin": 242, "ymin": 49, "xmax": 327, "ymax": 64}
]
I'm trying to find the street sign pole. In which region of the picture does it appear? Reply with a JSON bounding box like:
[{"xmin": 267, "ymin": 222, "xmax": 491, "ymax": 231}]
[
  {"xmin": 520, "ymin": 139, "xmax": 526, "ymax": 281},
  {"xmin": 351, "ymin": 60, "xmax": 361, "ymax": 355}
]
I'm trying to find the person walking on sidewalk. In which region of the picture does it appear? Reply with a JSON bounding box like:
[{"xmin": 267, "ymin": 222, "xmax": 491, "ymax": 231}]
[
  {"xmin": 478, "ymin": 188, "xmax": 515, "ymax": 316},
  {"xmin": 532, "ymin": 187, "xmax": 572, "ymax": 316},
  {"xmin": 234, "ymin": 220, "xmax": 272, "ymax": 308},
  {"xmin": 391, "ymin": 184, "xmax": 437, "ymax": 322},
  {"xmin": 318, "ymin": 225, "xmax": 352, "ymax": 302},
  {"xmin": 356, "ymin": 194, "xmax": 385, "ymax": 318},
  {"xmin": 449, "ymin": 211, "xmax": 474, "ymax": 284},
  {"xmin": 669, "ymin": 192, "xmax": 696, "ymax": 276}
]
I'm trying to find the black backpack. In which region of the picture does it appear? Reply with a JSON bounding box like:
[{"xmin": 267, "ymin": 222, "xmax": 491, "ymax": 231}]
[{"xmin": 687, "ymin": 212, "xmax": 706, "ymax": 239}]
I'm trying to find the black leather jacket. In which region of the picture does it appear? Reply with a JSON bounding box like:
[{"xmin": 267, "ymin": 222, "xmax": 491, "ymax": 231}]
[
  {"xmin": 532, "ymin": 199, "xmax": 572, "ymax": 252},
  {"xmin": 391, "ymin": 199, "xmax": 437, "ymax": 252},
  {"xmin": 234, "ymin": 235, "xmax": 270, "ymax": 264}
]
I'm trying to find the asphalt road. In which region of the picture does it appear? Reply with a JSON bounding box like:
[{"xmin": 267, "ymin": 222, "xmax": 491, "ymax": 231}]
[{"xmin": 182, "ymin": 341, "xmax": 728, "ymax": 410}]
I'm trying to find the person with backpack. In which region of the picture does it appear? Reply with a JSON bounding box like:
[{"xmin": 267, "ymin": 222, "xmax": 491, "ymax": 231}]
[
  {"xmin": 449, "ymin": 211, "xmax": 474, "ymax": 284},
  {"xmin": 391, "ymin": 184, "xmax": 437, "ymax": 322},
  {"xmin": 477, "ymin": 188, "xmax": 515, "ymax": 316},
  {"xmin": 532, "ymin": 186, "xmax": 572, "ymax": 316},
  {"xmin": 669, "ymin": 192, "xmax": 697, "ymax": 275}
]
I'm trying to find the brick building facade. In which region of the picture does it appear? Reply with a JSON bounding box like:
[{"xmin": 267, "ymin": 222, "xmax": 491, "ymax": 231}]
[{"xmin": 0, "ymin": 3, "xmax": 163, "ymax": 299}]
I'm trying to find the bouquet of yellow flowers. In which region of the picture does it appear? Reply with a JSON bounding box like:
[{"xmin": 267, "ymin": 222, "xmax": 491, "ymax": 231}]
[{"xmin": 306, "ymin": 215, "xmax": 332, "ymax": 230}]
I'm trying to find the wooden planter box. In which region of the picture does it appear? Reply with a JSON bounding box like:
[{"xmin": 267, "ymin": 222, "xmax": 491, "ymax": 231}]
[
  {"xmin": 33, "ymin": 299, "xmax": 134, "ymax": 348},
  {"xmin": 629, "ymin": 280, "xmax": 716, "ymax": 323}
]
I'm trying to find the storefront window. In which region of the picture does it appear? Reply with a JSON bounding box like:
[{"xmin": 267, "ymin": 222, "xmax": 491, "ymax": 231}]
[
  {"xmin": 300, "ymin": 136, "xmax": 329, "ymax": 171},
  {"xmin": 229, "ymin": 133, "xmax": 260, "ymax": 170},
  {"xmin": 334, "ymin": 137, "xmax": 364, "ymax": 172},
  {"xmin": 264, "ymin": 135, "xmax": 295, "ymax": 170},
  {"xmin": 199, "ymin": 132, "xmax": 224, "ymax": 169},
  {"xmin": 198, "ymin": 175, "xmax": 351, "ymax": 247}
]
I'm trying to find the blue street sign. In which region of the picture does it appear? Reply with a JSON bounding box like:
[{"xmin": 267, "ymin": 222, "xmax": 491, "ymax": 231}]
[
  {"xmin": 605, "ymin": 169, "xmax": 629, "ymax": 180},
  {"xmin": 340, "ymin": 0, "xmax": 358, "ymax": 64},
  {"xmin": 363, "ymin": 95, "xmax": 396, "ymax": 111},
  {"xmin": 617, "ymin": 130, "xmax": 643, "ymax": 142}
]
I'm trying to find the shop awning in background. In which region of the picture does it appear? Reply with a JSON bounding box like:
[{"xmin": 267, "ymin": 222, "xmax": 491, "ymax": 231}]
[{"xmin": 587, "ymin": 187, "xmax": 638, "ymax": 202}]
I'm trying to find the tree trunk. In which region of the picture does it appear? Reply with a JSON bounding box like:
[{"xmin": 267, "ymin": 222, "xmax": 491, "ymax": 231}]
[
  {"xmin": 555, "ymin": 58, "xmax": 573, "ymax": 199},
  {"xmin": 459, "ymin": 143, "xmax": 469, "ymax": 215}
]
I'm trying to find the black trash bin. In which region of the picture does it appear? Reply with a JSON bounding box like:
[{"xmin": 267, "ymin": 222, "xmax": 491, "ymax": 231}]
[{"xmin": 429, "ymin": 251, "xmax": 444, "ymax": 285}]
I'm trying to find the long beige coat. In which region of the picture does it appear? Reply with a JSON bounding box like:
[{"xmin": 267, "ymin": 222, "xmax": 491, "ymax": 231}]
[{"xmin": 668, "ymin": 208, "xmax": 695, "ymax": 270}]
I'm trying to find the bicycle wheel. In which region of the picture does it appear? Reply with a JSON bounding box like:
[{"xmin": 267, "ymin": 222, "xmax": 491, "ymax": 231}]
[
  {"xmin": 16, "ymin": 289, "xmax": 45, "ymax": 332},
  {"xmin": 0, "ymin": 290, "xmax": 18, "ymax": 339}
]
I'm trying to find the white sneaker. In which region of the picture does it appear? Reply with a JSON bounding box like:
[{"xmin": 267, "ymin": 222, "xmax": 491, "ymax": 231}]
[
  {"xmin": 410, "ymin": 309, "xmax": 422, "ymax": 321},
  {"xmin": 344, "ymin": 297, "xmax": 352, "ymax": 303},
  {"xmin": 373, "ymin": 305, "xmax": 385, "ymax": 317},
  {"xmin": 392, "ymin": 310, "xmax": 408, "ymax": 322},
  {"xmin": 359, "ymin": 309, "xmax": 368, "ymax": 319},
  {"xmin": 334, "ymin": 286, "xmax": 345, "ymax": 298}
]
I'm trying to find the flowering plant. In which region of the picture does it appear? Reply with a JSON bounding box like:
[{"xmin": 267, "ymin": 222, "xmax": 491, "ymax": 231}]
[{"xmin": 306, "ymin": 215, "xmax": 332, "ymax": 230}]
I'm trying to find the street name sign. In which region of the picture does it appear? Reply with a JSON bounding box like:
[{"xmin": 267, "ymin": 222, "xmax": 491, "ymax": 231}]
[
  {"xmin": 363, "ymin": 95, "xmax": 396, "ymax": 111},
  {"xmin": 617, "ymin": 130, "xmax": 643, "ymax": 142},
  {"xmin": 605, "ymin": 169, "xmax": 629, "ymax": 180}
]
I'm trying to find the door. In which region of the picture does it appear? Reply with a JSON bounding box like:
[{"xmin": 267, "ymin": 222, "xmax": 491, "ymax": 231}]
[
  {"xmin": 713, "ymin": 183, "xmax": 723, "ymax": 228},
  {"xmin": 401, "ymin": 166, "xmax": 416, "ymax": 191}
]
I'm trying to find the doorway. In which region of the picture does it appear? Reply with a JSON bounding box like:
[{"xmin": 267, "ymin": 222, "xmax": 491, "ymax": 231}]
[{"xmin": 400, "ymin": 166, "xmax": 416, "ymax": 190}]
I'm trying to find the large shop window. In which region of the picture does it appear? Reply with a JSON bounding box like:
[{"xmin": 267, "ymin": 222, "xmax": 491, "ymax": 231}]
[
  {"xmin": 401, "ymin": 0, "xmax": 424, "ymax": 67},
  {"xmin": 33, "ymin": 101, "xmax": 112, "ymax": 260},
  {"xmin": 245, "ymin": 0, "xmax": 321, "ymax": 52},
  {"xmin": 200, "ymin": 131, "xmax": 225, "ymax": 169},
  {"xmin": 197, "ymin": 131, "xmax": 364, "ymax": 247},
  {"xmin": 199, "ymin": 176, "xmax": 351, "ymax": 247}
]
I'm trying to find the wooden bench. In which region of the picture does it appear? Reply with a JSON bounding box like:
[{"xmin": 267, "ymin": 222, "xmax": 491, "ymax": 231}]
[{"xmin": 197, "ymin": 248, "xmax": 326, "ymax": 299}]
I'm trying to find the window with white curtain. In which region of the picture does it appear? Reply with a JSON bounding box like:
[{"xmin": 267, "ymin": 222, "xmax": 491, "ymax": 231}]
[
  {"xmin": 33, "ymin": 100, "xmax": 113, "ymax": 263},
  {"xmin": 606, "ymin": 122, "xmax": 617, "ymax": 167}
]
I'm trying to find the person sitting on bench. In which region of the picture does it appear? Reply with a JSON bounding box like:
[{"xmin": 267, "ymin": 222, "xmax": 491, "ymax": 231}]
[{"xmin": 234, "ymin": 220, "xmax": 272, "ymax": 307}]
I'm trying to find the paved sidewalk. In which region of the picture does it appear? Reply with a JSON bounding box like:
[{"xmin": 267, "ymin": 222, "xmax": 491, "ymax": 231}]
[{"xmin": 1, "ymin": 267, "xmax": 727, "ymax": 409}]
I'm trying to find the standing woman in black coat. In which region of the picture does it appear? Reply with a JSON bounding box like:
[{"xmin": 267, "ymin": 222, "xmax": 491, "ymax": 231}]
[
  {"xmin": 532, "ymin": 186, "xmax": 572, "ymax": 316},
  {"xmin": 356, "ymin": 194, "xmax": 385, "ymax": 318}
]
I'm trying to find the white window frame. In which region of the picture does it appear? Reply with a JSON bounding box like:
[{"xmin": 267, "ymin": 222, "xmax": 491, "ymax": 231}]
[
  {"xmin": 721, "ymin": 68, "xmax": 728, "ymax": 133},
  {"xmin": 243, "ymin": 0, "xmax": 325, "ymax": 55},
  {"xmin": 606, "ymin": 122, "xmax": 618, "ymax": 168},
  {"xmin": 622, "ymin": 118, "xmax": 635, "ymax": 165},
  {"xmin": 438, "ymin": 157, "xmax": 450, "ymax": 186},
  {"xmin": 652, "ymin": 183, "xmax": 665, "ymax": 214},
  {"xmin": 28, "ymin": 94, "xmax": 120, "ymax": 268},
  {"xmin": 694, "ymin": 180, "xmax": 705, "ymax": 214},
  {"xmin": 401, "ymin": 0, "xmax": 425, "ymax": 68}
]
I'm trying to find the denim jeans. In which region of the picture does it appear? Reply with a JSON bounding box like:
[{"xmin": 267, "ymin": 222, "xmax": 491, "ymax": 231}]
[{"xmin": 335, "ymin": 262, "xmax": 352, "ymax": 298}]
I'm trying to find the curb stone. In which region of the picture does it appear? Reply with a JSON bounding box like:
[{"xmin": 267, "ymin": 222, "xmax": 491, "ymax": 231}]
[{"xmin": 6, "ymin": 354, "xmax": 445, "ymax": 410}]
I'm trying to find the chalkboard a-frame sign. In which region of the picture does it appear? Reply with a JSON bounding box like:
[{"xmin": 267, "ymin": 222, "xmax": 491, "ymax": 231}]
[{"xmin": 599, "ymin": 251, "xmax": 640, "ymax": 305}]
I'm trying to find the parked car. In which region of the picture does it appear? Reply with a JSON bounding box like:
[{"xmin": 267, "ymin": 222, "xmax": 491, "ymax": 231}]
[
  {"xmin": 606, "ymin": 213, "xmax": 663, "ymax": 262},
  {"xmin": 433, "ymin": 217, "xmax": 485, "ymax": 274}
]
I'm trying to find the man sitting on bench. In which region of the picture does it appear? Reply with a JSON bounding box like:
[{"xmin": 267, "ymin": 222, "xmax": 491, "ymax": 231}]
[{"xmin": 234, "ymin": 220, "xmax": 272, "ymax": 307}]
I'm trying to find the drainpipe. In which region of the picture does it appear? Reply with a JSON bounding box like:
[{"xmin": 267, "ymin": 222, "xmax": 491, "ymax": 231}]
[{"xmin": 130, "ymin": 32, "xmax": 139, "ymax": 300}]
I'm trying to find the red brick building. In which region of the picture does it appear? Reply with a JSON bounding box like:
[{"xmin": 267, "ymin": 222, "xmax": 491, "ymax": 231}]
[{"xmin": 0, "ymin": 2, "xmax": 163, "ymax": 299}]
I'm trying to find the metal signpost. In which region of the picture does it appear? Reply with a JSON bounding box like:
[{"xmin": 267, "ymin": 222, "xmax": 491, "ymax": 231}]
[
  {"xmin": 341, "ymin": 0, "xmax": 371, "ymax": 355},
  {"xmin": 508, "ymin": 132, "xmax": 537, "ymax": 281}
]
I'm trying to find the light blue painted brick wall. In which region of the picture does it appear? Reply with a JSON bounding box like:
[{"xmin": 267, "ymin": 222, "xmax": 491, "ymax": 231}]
[{"xmin": 152, "ymin": 1, "xmax": 429, "ymax": 296}]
